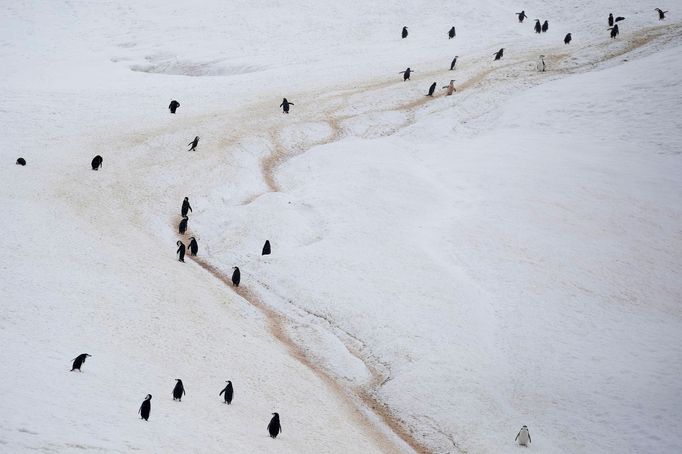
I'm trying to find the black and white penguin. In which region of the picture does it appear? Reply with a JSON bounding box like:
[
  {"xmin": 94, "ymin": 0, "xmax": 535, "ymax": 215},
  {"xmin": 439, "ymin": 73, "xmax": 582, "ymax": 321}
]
[
  {"xmin": 232, "ymin": 267, "xmax": 241, "ymax": 287},
  {"xmin": 181, "ymin": 197, "xmax": 192, "ymax": 216},
  {"xmin": 91, "ymin": 155, "xmax": 103, "ymax": 170},
  {"xmin": 188, "ymin": 136, "xmax": 199, "ymax": 151},
  {"xmin": 70, "ymin": 353, "xmax": 91, "ymax": 371},
  {"xmin": 176, "ymin": 241, "xmax": 186, "ymax": 262},
  {"xmin": 280, "ymin": 98, "xmax": 294, "ymax": 114},
  {"xmin": 655, "ymin": 8, "xmax": 668, "ymax": 20},
  {"xmin": 442, "ymin": 80, "xmax": 456, "ymax": 96},
  {"xmin": 608, "ymin": 24, "xmax": 619, "ymax": 38},
  {"xmin": 169, "ymin": 100, "xmax": 180, "ymax": 114},
  {"xmin": 534, "ymin": 19, "xmax": 541, "ymax": 33},
  {"xmin": 400, "ymin": 67, "xmax": 413, "ymax": 81},
  {"xmin": 16, "ymin": 158, "xmax": 26, "ymax": 166},
  {"xmin": 516, "ymin": 11, "xmax": 527, "ymax": 23},
  {"xmin": 493, "ymin": 48, "xmax": 504, "ymax": 61},
  {"xmin": 178, "ymin": 215, "xmax": 188, "ymax": 234},
  {"xmin": 267, "ymin": 412, "xmax": 282, "ymax": 438},
  {"xmin": 450, "ymin": 56, "xmax": 458, "ymax": 70},
  {"xmin": 262, "ymin": 240, "xmax": 271, "ymax": 255},
  {"xmin": 448, "ymin": 26, "xmax": 456, "ymax": 39},
  {"xmin": 172, "ymin": 379, "xmax": 186, "ymax": 401},
  {"xmin": 139, "ymin": 394, "xmax": 152, "ymax": 421},
  {"xmin": 608, "ymin": 13, "xmax": 614, "ymax": 26},
  {"xmin": 542, "ymin": 20, "xmax": 549, "ymax": 32},
  {"xmin": 188, "ymin": 237, "xmax": 198, "ymax": 256},
  {"xmin": 564, "ymin": 32, "xmax": 572, "ymax": 44},
  {"xmin": 219, "ymin": 381, "xmax": 234, "ymax": 404},
  {"xmin": 402, "ymin": 26, "xmax": 408, "ymax": 39},
  {"xmin": 515, "ymin": 425, "xmax": 531, "ymax": 446},
  {"xmin": 426, "ymin": 82, "xmax": 437, "ymax": 97},
  {"xmin": 537, "ymin": 55, "xmax": 546, "ymax": 72}
]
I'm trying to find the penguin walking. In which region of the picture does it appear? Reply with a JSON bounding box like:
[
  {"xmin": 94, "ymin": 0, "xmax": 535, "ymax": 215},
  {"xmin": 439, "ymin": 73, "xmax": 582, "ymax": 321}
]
[
  {"xmin": 16, "ymin": 158, "xmax": 26, "ymax": 166},
  {"xmin": 139, "ymin": 394, "xmax": 152, "ymax": 421},
  {"xmin": 262, "ymin": 240, "xmax": 271, "ymax": 255},
  {"xmin": 181, "ymin": 196, "xmax": 192, "ymax": 217},
  {"xmin": 172, "ymin": 379, "xmax": 186, "ymax": 401},
  {"xmin": 493, "ymin": 48, "xmax": 504, "ymax": 61},
  {"xmin": 655, "ymin": 8, "xmax": 668, "ymax": 20},
  {"xmin": 449, "ymin": 56, "xmax": 458, "ymax": 70},
  {"xmin": 280, "ymin": 98, "xmax": 294, "ymax": 114},
  {"xmin": 402, "ymin": 26, "xmax": 408, "ymax": 39},
  {"xmin": 91, "ymin": 155, "xmax": 103, "ymax": 170},
  {"xmin": 534, "ymin": 19, "xmax": 541, "ymax": 34},
  {"xmin": 564, "ymin": 33, "xmax": 572, "ymax": 44},
  {"xmin": 448, "ymin": 26, "xmax": 456, "ymax": 39},
  {"xmin": 608, "ymin": 24, "xmax": 619, "ymax": 38},
  {"xmin": 426, "ymin": 82, "xmax": 437, "ymax": 97},
  {"xmin": 70, "ymin": 353, "xmax": 91, "ymax": 371},
  {"xmin": 176, "ymin": 241, "xmax": 186, "ymax": 262},
  {"xmin": 541, "ymin": 20, "xmax": 549, "ymax": 33},
  {"xmin": 399, "ymin": 67, "xmax": 413, "ymax": 81},
  {"xmin": 608, "ymin": 13, "xmax": 614, "ymax": 26},
  {"xmin": 442, "ymin": 80, "xmax": 456, "ymax": 95},
  {"xmin": 232, "ymin": 267, "xmax": 241, "ymax": 287},
  {"xmin": 188, "ymin": 237, "xmax": 198, "ymax": 256},
  {"xmin": 168, "ymin": 100, "xmax": 180, "ymax": 114},
  {"xmin": 516, "ymin": 11, "xmax": 527, "ymax": 23},
  {"xmin": 268, "ymin": 413, "xmax": 282, "ymax": 438},
  {"xmin": 515, "ymin": 425, "xmax": 531, "ymax": 446},
  {"xmin": 188, "ymin": 136, "xmax": 199, "ymax": 152},
  {"xmin": 178, "ymin": 215, "xmax": 188, "ymax": 234},
  {"xmin": 219, "ymin": 381, "xmax": 234, "ymax": 404},
  {"xmin": 537, "ymin": 55, "xmax": 546, "ymax": 72}
]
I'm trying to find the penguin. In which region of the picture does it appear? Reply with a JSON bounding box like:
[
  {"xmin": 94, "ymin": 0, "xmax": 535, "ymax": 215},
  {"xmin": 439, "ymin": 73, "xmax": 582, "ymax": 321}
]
[
  {"xmin": 493, "ymin": 48, "xmax": 504, "ymax": 61},
  {"xmin": 655, "ymin": 8, "xmax": 668, "ymax": 20},
  {"xmin": 516, "ymin": 11, "xmax": 527, "ymax": 23},
  {"xmin": 262, "ymin": 240, "xmax": 271, "ymax": 255},
  {"xmin": 608, "ymin": 24, "xmax": 619, "ymax": 38},
  {"xmin": 615, "ymin": 16, "xmax": 625, "ymax": 22},
  {"xmin": 534, "ymin": 19, "xmax": 541, "ymax": 34},
  {"xmin": 188, "ymin": 136, "xmax": 199, "ymax": 152},
  {"xmin": 70, "ymin": 353, "xmax": 91, "ymax": 371},
  {"xmin": 402, "ymin": 26, "xmax": 408, "ymax": 39},
  {"xmin": 139, "ymin": 394, "xmax": 152, "ymax": 421},
  {"xmin": 280, "ymin": 98, "xmax": 294, "ymax": 114},
  {"xmin": 515, "ymin": 425, "xmax": 531, "ymax": 446},
  {"xmin": 91, "ymin": 155, "xmax": 103, "ymax": 170},
  {"xmin": 537, "ymin": 55, "xmax": 546, "ymax": 72},
  {"xmin": 172, "ymin": 379, "xmax": 186, "ymax": 401},
  {"xmin": 426, "ymin": 82, "xmax": 437, "ymax": 97},
  {"xmin": 176, "ymin": 241, "xmax": 186, "ymax": 262},
  {"xmin": 449, "ymin": 56, "xmax": 458, "ymax": 70},
  {"xmin": 399, "ymin": 67, "xmax": 412, "ymax": 81},
  {"xmin": 267, "ymin": 412, "xmax": 282, "ymax": 438},
  {"xmin": 542, "ymin": 20, "xmax": 549, "ymax": 33},
  {"xmin": 178, "ymin": 215, "xmax": 188, "ymax": 234},
  {"xmin": 448, "ymin": 26, "xmax": 456, "ymax": 39},
  {"xmin": 168, "ymin": 100, "xmax": 180, "ymax": 114},
  {"xmin": 232, "ymin": 266, "xmax": 241, "ymax": 287},
  {"xmin": 188, "ymin": 237, "xmax": 198, "ymax": 256},
  {"xmin": 16, "ymin": 158, "xmax": 26, "ymax": 166},
  {"xmin": 181, "ymin": 196, "xmax": 192, "ymax": 217},
  {"xmin": 442, "ymin": 80, "xmax": 456, "ymax": 96},
  {"xmin": 564, "ymin": 32, "xmax": 572, "ymax": 44},
  {"xmin": 608, "ymin": 13, "xmax": 614, "ymax": 26},
  {"xmin": 219, "ymin": 381, "xmax": 234, "ymax": 404}
]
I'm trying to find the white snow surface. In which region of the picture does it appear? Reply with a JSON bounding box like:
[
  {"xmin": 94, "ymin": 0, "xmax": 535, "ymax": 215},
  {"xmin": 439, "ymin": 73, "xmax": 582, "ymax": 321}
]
[{"xmin": 1, "ymin": 1, "xmax": 681, "ymax": 453}]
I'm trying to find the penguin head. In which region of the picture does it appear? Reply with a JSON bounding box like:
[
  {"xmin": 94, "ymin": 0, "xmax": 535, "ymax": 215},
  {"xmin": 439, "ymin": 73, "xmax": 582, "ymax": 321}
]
[
  {"xmin": 535, "ymin": 19, "xmax": 540, "ymax": 22},
  {"xmin": 189, "ymin": 236, "xmax": 195, "ymax": 241},
  {"xmin": 85, "ymin": 354, "xmax": 92, "ymax": 357},
  {"xmin": 272, "ymin": 412, "xmax": 279, "ymax": 417},
  {"xmin": 233, "ymin": 266, "xmax": 239, "ymax": 270},
  {"xmin": 145, "ymin": 394, "xmax": 152, "ymax": 400},
  {"xmin": 177, "ymin": 241, "xmax": 183, "ymax": 246},
  {"xmin": 184, "ymin": 197, "xmax": 188, "ymax": 201},
  {"xmin": 226, "ymin": 380, "xmax": 232, "ymax": 384},
  {"xmin": 176, "ymin": 378, "xmax": 182, "ymax": 382}
]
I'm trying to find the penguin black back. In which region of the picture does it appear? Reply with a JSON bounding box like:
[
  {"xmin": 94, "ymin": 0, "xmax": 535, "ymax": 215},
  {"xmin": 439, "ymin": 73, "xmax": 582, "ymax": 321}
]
[
  {"xmin": 564, "ymin": 33, "xmax": 572, "ymax": 44},
  {"xmin": 450, "ymin": 56, "xmax": 458, "ymax": 71},
  {"xmin": 609, "ymin": 24, "xmax": 619, "ymax": 38},
  {"xmin": 188, "ymin": 237, "xmax": 198, "ymax": 256},
  {"xmin": 262, "ymin": 240, "xmax": 271, "ymax": 255},
  {"xmin": 427, "ymin": 82, "xmax": 436, "ymax": 97},
  {"xmin": 172, "ymin": 379, "xmax": 186, "ymax": 401},
  {"xmin": 400, "ymin": 67, "xmax": 412, "ymax": 81},
  {"xmin": 232, "ymin": 267, "xmax": 241, "ymax": 287},
  {"xmin": 494, "ymin": 48, "xmax": 504, "ymax": 61},
  {"xmin": 655, "ymin": 8, "xmax": 668, "ymax": 20},
  {"xmin": 541, "ymin": 20, "xmax": 548, "ymax": 33},
  {"xmin": 219, "ymin": 381, "xmax": 234, "ymax": 404},
  {"xmin": 516, "ymin": 11, "xmax": 527, "ymax": 23},
  {"xmin": 178, "ymin": 216, "xmax": 188, "ymax": 234},
  {"xmin": 608, "ymin": 13, "xmax": 614, "ymax": 26},
  {"xmin": 16, "ymin": 157, "xmax": 26, "ymax": 166},
  {"xmin": 139, "ymin": 394, "xmax": 152, "ymax": 421},
  {"xmin": 268, "ymin": 412, "xmax": 282, "ymax": 438},
  {"xmin": 71, "ymin": 353, "xmax": 91, "ymax": 371},
  {"xmin": 448, "ymin": 26, "xmax": 455, "ymax": 39},
  {"xmin": 401, "ymin": 26, "xmax": 408, "ymax": 39},
  {"xmin": 177, "ymin": 240, "xmax": 186, "ymax": 262},
  {"xmin": 181, "ymin": 197, "xmax": 192, "ymax": 216},
  {"xmin": 534, "ymin": 19, "xmax": 541, "ymax": 33},
  {"xmin": 91, "ymin": 155, "xmax": 103, "ymax": 170}
]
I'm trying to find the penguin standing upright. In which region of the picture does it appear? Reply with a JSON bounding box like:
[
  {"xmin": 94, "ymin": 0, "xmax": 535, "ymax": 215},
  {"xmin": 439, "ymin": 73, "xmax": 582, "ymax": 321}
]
[
  {"xmin": 181, "ymin": 197, "xmax": 192, "ymax": 216},
  {"xmin": 231, "ymin": 267, "xmax": 241, "ymax": 287},
  {"xmin": 188, "ymin": 136, "xmax": 199, "ymax": 151},
  {"xmin": 448, "ymin": 26, "xmax": 456, "ymax": 39},
  {"xmin": 515, "ymin": 425, "xmax": 531, "ymax": 446},
  {"xmin": 542, "ymin": 20, "xmax": 549, "ymax": 32},
  {"xmin": 172, "ymin": 379, "xmax": 186, "ymax": 401},
  {"xmin": 91, "ymin": 155, "xmax": 103, "ymax": 170},
  {"xmin": 268, "ymin": 413, "xmax": 282, "ymax": 438},
  {"xmin": 168, "ymin": 100, "xmax": 180, "ymax": 114},
  {"xmin": 402, "ymin": 26, "xmax": 408, "ymax": 38},
  {"xmin": 70, "ymin": 353, "xmax": 91, "ymax": 371},
  {"xmin": 608, "ymin": 24, "xmax": 619, "ymax": 38},
  {"xmin": 16, "ymin": 158, "xmax": 26, "ymax": 166},
  {"xmin": 176, "ymin": 241, "xmax": 186, "ymax": 262},
  {"xmin": 280, "ymin": 98, "xmax": 294, "ymax": 114},
  {"xmin": 188, "ymin": 237, "xmax": 198, "ymax": 256},
  {"xmin": 399, "ymin": 67, "xmax": 413, "ymax": 81},
  {"xmin": 442, "ymin": 80, "xmax": 456, "ymax": 95},
  {"xmin": 426, "ymin": 82, "xmax": 437, "ymax": 97},
  {"xmin": 516, "ymin": 11, "xmax": 527, "ymax": 23},
  {"xmin": 219, "ymin": 381, "xmax": 234, "ymax": 404},
  {"xmin": 564, "ymin": 33, "xmax": 572, "ymax": 44},
  {"xmin": 655, "ymin": 8, "xmax": 668, "ymax": 20},
  {"xmin": 262, "ymin": 240, "xmax": 271, "ymax": 255},
  {"xmin": 608, "ymin": 13, "xmax": 614, "ymax": 26},
  {"xmin": 139, "ymin": 394, "xmax": 152, "ymax": 421},
  {"xmin": 178, "ymin": 216, "xmax": 188, "ymax": 234},
  {"xmin": 534, "ymin": 19, "xmax": 541, "ymax": 33},
  {"xmin": 537, "ymin": 55, "xmax": 546, "ymax": 72},
  {"xmin": 449, "ymin": 56, "xmax": 458, "ymax": 70},
  {"xmin": 493, "ymin": 48, "xmax": 504, "ymax": 61}
]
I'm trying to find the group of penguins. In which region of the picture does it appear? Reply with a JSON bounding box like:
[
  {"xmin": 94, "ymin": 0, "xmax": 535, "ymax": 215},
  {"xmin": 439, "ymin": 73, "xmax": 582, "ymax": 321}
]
[{"xmin": 70, "ymin": 354, "xmax": 282, "ymax": 438}]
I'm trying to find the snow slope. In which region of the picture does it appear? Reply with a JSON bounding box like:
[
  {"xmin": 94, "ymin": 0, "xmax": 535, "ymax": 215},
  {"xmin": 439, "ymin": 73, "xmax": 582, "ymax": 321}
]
[{"xmin": 1, "ymin": 1, "xmax": 681, "ymax": 453}]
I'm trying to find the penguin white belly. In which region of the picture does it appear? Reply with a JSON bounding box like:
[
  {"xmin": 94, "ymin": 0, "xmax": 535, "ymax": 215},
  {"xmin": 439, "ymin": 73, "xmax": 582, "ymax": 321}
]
[{"xmin": 517, "ymin": 430, "xmax": 529, "ymax": 446}]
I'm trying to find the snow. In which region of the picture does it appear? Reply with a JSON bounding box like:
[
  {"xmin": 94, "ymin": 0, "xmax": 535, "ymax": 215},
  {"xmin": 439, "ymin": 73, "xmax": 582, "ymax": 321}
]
[{"xmin": 1, "ymin": 1, "xmax": 681, "ymax": 453}]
